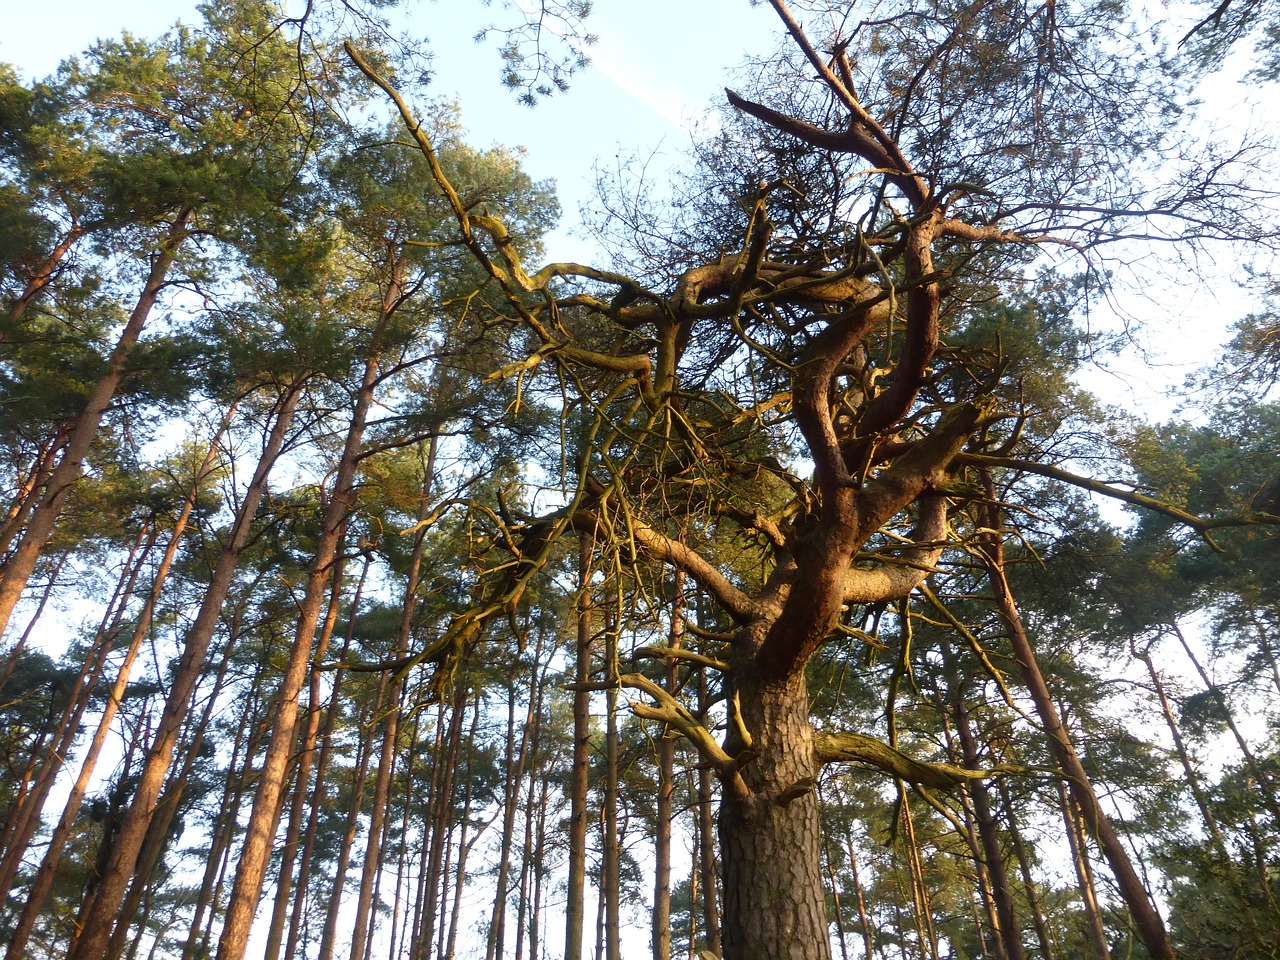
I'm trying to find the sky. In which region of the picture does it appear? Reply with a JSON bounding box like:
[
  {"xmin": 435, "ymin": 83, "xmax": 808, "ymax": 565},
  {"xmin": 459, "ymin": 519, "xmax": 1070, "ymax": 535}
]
[
  {"xmin": 0, "ymin": 0, "xmax": 1269, "ymax": 406},
  {"xmin": 1, "ymin": 1, "xmax": 1270, "ymax": 949},
  {"xmin": 1, "ymin": 0, "xmax": 780, "ymax": 265}
]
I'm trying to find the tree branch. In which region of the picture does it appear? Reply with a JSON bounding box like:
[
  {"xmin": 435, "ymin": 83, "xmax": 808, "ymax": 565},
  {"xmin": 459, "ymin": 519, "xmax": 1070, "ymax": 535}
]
[{"xmin": 815, "ymin": 731, "xmax": 1015, "ymax": 789}]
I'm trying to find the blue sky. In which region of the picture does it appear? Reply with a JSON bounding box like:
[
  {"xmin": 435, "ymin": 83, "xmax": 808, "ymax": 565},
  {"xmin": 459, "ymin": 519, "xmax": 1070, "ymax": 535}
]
[
  {"xmin": 2, "ymin": 1, "xmax": 780, "ymax": 263},
  {"xmin": 4, "ymin": 0, "xmax": 1267, "ymax": 411}
]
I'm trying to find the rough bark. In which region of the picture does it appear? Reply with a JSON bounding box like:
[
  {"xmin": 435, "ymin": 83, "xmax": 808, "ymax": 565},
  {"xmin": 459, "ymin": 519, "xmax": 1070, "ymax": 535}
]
[{"xmin": 718, "ymin": 668, "xmax": 830, "ymax": 960}]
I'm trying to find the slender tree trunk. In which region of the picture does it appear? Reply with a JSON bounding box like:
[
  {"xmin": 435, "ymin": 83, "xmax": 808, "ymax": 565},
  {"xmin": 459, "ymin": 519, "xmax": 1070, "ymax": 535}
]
[
  {"xmin": 1170, "ymin": 624, "xmax": 1280, "ymax": 821},
  {"xmin": 997, "ymin": 780, "xmax": 1057, "ymax": 960},
  {"xmin": 603, "ymin": 646, "xmax": 621, "ymax": 960},
  {"xmin": 5, "ymin": 413, "xmax": 230, "ymax": 960},
  {"xmin": 653, "ymin": 566, "xmax": 685, "ymax": 960},
  {"xmin": 317, "ymin": 692, "xmax": 377, "ymax": 960},
  {"xmin": 385, "ymin": 700, "xmax": 420, "ymax": 960},
  {"xmin": 0, "ymin": 526, "xmax": 153, "ymax": 904},
  {"xmin": 0, "ymin": 432, "xmax": 64, "ymax": 567},
  {"xmin": 0, "ymin": 209, "xmax": 192, "ymax": 639},
  {"xmin": 946, "ymin": 665, "xmax": 1026, "ymax": 960},
  {"xmin": 444, "ymin": 701, "xmax": 482, "ymax": 960},
  {"xmin": 5, "ymin": 223, "xmax": 84, "ymax": 324},
  {"xmin": 1056, "ymin": 778, "xmax": 1112, "ymax": 960},
  {"xmin": 284, "ymin": 555, "xmax": 369, "ymax": 960},
  {"xmin": 416, "ymin": 672, "xmax": 468, "ymax": 959},
  {"xmin": 529, "ymin": 776, "xmax": 550, "ymax": 960},
  {"xmin": 565, "ymin": 530, "xmax": 595, "ymax": 960},
  {"xmin": 488, "ymin": 659, "xmax": 538, "ymax": 960},
  {"xmin": 841, "ymin": 814, "xmax": 875, "ymax": 960},
  {"xmin": 107, "ymin": 629, "xmax": 245, "ymax": 960},
  {"xmin": 350, "ymin": 456, "xmax": 433, "ymax": 960},
  {"xmin": 819, "ymin": 795, "xmax": 850, "ymax": 960},
  {"xmin": 408, "ymin": 700, "xmax": 448, "ymax": 960},
  {"xmin": 515, "ymin": 650, "xmax": 551, "ymax": 960},
  {"xmin": 216, "ymin": 325, "xmax": 391, "ymax": 960},
  {"xmin": 1137, "ymin": 649, "xmax": 1233, "ymax": 861},
  {"xmin": 977, "ymin": 478, "xmax": 1175, "ymax": 960},
  {"xmin": 69, "ymin": 377, "xmax": 305, "ymax": 960},
  {"xmin": 695, "ymin": 667, "xmax": 722, "ymax": 959},
  {"xmin": 179, "ymin": 680, "xmax": 261, "ymax": 960},
  {"xmin": 899, "ymin": 791, "xmax": 941, "ymax": 960},
  {"xmin": 264, "ymin": 545, "xmax": 351, "ymax": 960}
]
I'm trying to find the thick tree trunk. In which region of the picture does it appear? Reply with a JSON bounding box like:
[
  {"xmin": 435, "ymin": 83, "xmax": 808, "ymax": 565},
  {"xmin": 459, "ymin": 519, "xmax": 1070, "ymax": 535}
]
[{"xmin": 719, "ymin": 668, "xmax": 830, "ymax": 960}]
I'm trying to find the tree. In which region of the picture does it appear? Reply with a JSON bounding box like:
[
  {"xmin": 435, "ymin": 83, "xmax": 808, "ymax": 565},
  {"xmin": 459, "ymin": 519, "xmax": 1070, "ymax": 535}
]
[{"xmin": 345, "ymin": 0, "xmax": 1279, "ymax": 956}]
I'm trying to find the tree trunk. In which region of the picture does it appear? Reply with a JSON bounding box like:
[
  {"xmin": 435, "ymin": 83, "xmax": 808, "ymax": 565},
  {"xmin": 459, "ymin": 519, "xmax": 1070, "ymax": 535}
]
[
  {"xmin": 5, "ymin": 223, "xmax": 84, "ymax": 324},
  {"xmin": 69, "ymin": 376, "xmax": 305, "ymax": 960},
  {"xmin": 603, "ymin": 660, "xmax": 621, "ymax": 960},
  {"xmin": 565, "ymin": 530, "xmax": 595, "ymax": 960},
  {"xmin": 1170, "ymin": 624, "xmax": 1280, "ymax": 822},
  {"xmin": 977, "ymin": 477, "xmax": 1175, "ymax": 960},
  {"xmin": 444, "ymin": 699, "xmax": 482, "ymax": 960},
  {"xmin": 718, "ymin": 667, "xmax": 830, "ymax": 960},
  {"xmin": 653, "ymin": 566, "xmax": 685, "ymax": 960},
  {"xmin": 0, "ymin": 209, "xmax": 191, "ymax": 639},
  {"xmin": 216, "ymin": 339, "xmax": 387, "ymax": 960},
  {"xmin": 997, "ymin": 780, "xmax": 1057, "ymax": 960},
  {"xmin": 317, "ymin": 678, "xmax": 379, "ymax": 960},
  {"xmin": 414, "ymin": 672, "xmax": 467, "ymax": 959},
  {"xmin": 946, "ymin": 658, "xmax": 1026, "ymax": 960},
  {"xmin": 840, "ymin": 814, "xmax": 875, "ymax": 960},
  {"xmin": 0, "ymin": 524, "xmax": 152, "ymax": 904},
  {"xmin": 284, "ymin": 554, "xmax": 369, "ymax": 960},
  {"xmin": 264, "ymin": 543, "xmax": 349, "ymax": 960},
  {"xmin": 695, "ymin": 663, "xmax": 722, "ymax": 959},
  {"xmin": 5, "ymin": 412, "xmax": 229, "ymax": 960},
  {"xmin": 1056, "ymin": 778, "xmax": 1112, "ymax": 960},
  {"xmin": 349, "ymin": 460, "xmax": 432, "ymax": 960}
]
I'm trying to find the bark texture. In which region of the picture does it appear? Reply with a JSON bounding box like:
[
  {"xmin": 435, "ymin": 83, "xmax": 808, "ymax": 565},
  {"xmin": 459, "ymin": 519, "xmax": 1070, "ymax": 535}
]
[{"xmin": 719, "ymin": 669, "xmax": 830, "ymax": 960}]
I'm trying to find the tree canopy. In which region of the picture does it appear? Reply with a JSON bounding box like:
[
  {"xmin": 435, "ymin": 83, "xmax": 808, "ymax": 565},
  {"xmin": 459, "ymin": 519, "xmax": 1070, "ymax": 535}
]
[{"xmin": 1, "ymin": 2, "xmax": 1279, "ymax": 960}]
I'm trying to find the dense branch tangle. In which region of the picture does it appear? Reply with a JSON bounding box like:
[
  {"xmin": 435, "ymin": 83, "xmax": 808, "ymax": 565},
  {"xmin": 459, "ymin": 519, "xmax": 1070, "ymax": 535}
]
[
  {"xmin": 346, "ymin": 24, "xmax": 1008, "ymax": 907},
  {"xmin": 345, "ymin": 2, "xmax": 1271, "ymax": 952}
]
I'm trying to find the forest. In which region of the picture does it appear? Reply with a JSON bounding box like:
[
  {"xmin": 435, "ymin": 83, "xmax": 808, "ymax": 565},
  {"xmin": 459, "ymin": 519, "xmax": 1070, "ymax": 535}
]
[{"xmin": 1, "ymin": 1, "xmax": 1279, "ymax": 959}]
